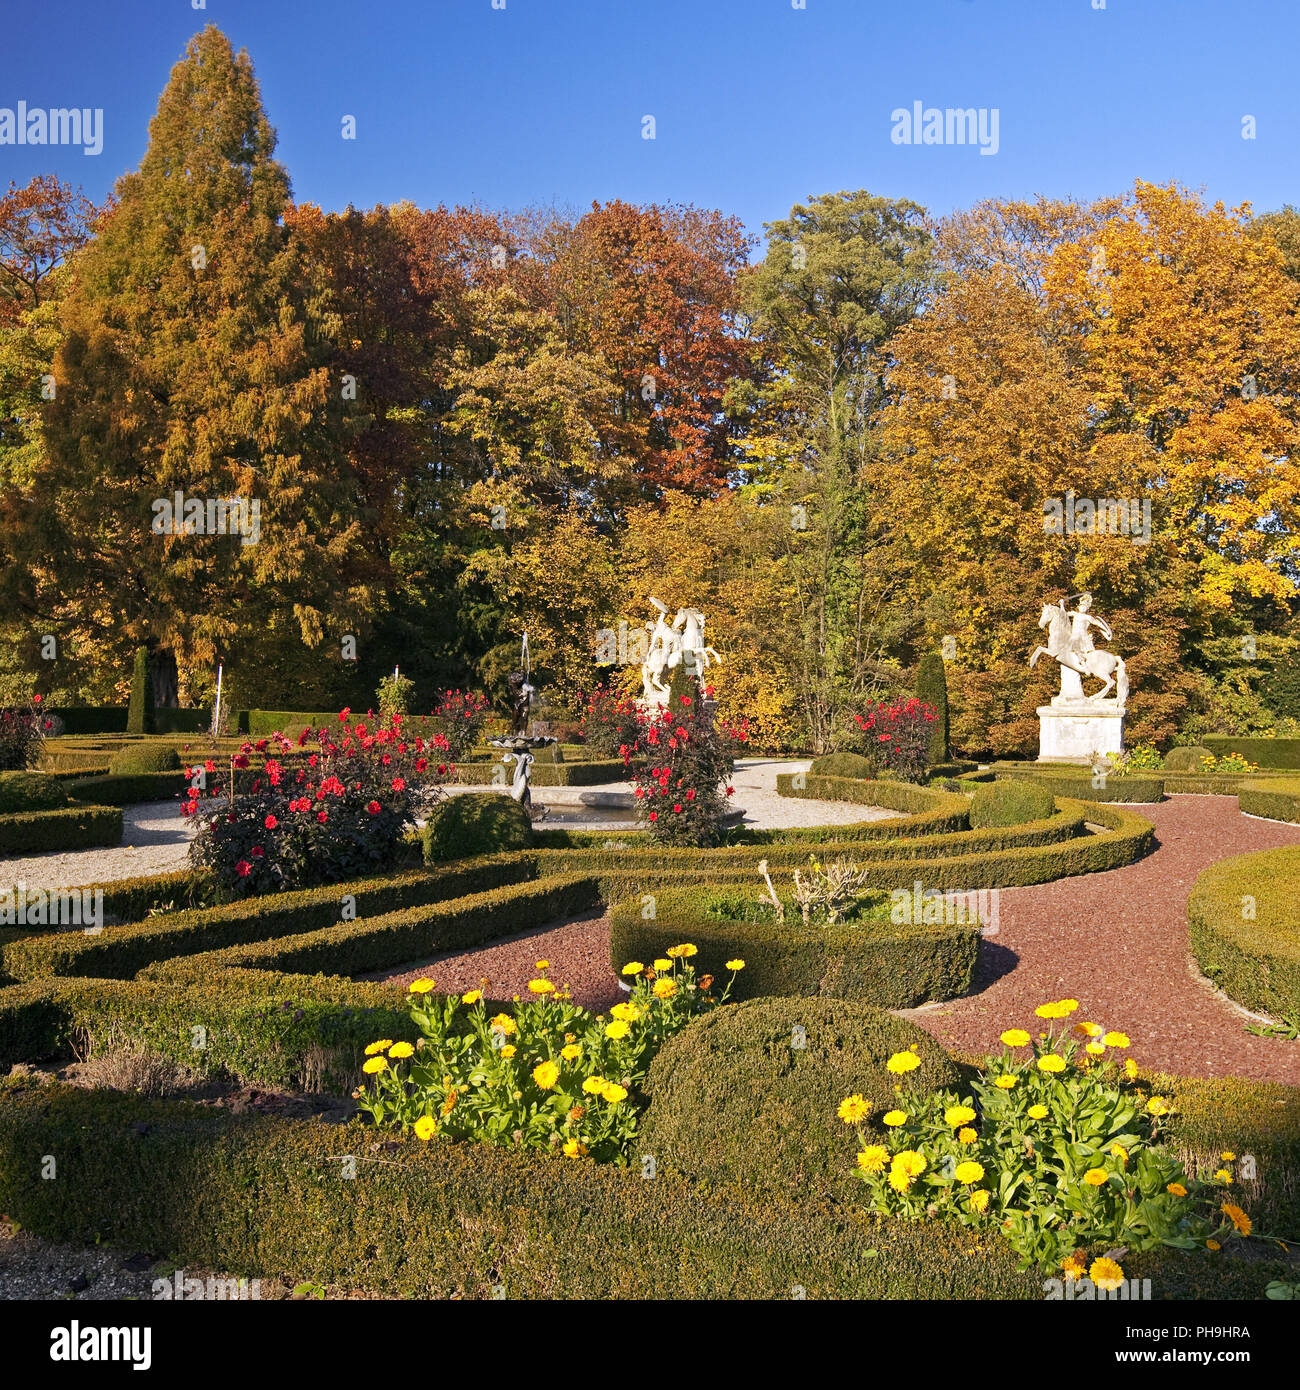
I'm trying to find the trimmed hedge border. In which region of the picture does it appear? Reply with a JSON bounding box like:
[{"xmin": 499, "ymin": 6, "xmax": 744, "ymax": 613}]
[
  {"xmin": 0, "ymin": 1077, "xmax": 1284, "ymax": 1299},
  {"xmin": 0, "ymin": 804, "xmax": 122, "ymax": 855},
  {"xmin": 991, "ymin": 769, "xmax": 1165, "ymax": 803},
  {"xmin": 66, "ymin": 770, "xmax": 192, "ymax": 806},
  {"xmin": 609, "ymin": 886, "xmax": 979, "ymax": 1008},
  {"xmin": 1188, "ymin": 846, "xmax": 1300, "ymax": 1020},
  {"xmin": 1, "ymin": 857, "xmax": 537, "ymax": 983},
  {"xmin": 775, "ymin": 775, "xmax": 971, "ymax": 836},
  {"xmin": 1203, "ymin": 735, "xmax": 1300, "ymax": 770},
  {"xmin": 1237, "ymin": 778, "xmax": 1300, "ymax": 824}
]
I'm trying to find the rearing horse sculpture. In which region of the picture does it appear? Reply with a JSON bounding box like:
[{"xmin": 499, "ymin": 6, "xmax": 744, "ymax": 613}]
[{"xmin": 1030, "ymin": 597, "xmax": 1128, "ymax": 705}]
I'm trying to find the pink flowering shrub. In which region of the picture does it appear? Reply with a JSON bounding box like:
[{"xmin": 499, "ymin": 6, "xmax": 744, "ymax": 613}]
[
  {"xmin": 0, "ymin": 694, "xmax": 54, "ymax": 771},
  {"xmin": 185, "ymin": 713, "xmax": 453, "ymax": 898},
  {"xmin": 852, "ymin": 698, "xmax": 937, "ymax": 783},
  {"xmin": 624, "ymin": 684, "xmax": 747, "ymax": 847}
]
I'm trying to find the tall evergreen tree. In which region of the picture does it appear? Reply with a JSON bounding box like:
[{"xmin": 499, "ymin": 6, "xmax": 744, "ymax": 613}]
[{"xmin": 8, "ymin": 27, "xmax": 374, "ymax": 706}]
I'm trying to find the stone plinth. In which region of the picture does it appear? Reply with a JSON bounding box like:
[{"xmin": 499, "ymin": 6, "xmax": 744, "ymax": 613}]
[{"xmin": 1037, "ymin": 701, "xmax": 1125, "ymax": 764}]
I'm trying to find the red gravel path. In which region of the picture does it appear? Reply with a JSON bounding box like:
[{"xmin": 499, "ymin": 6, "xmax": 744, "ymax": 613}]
[
  {"xmin": 906, "ymin": 798, "xmax": 1300, "ymax": 1085},
  {"xmin": 359, "ymin": 907, "xmax": 623, "ymax": 1013}
]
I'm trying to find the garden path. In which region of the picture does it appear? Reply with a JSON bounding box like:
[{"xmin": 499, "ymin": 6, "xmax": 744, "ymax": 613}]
[{"xmin": 905, "ymin": 797, "xmax": 1300, "ymax": 1086}]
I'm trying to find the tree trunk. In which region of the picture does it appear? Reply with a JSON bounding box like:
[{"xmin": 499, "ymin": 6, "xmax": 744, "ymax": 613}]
[{"xmin": 150, "ymin": 646, "xmax": 179, "ymax": 708}]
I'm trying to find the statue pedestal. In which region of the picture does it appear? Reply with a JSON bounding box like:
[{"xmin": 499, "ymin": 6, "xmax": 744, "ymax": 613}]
[{"xmin": 1037, "ymin": 702, "xmax": 1125, "ymax": 764}]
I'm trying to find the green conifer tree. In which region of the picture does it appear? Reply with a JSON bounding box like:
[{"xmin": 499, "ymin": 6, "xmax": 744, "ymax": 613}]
[
  {"xmin": 126, "ymin": 647, "xmax": 155, "ymax": 734},
  {"xmin": 915, "ymin": 652, "xmax": 950, "ymax": 764}
]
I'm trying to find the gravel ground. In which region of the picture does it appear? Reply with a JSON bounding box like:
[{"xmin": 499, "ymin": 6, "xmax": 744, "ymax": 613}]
[
  {"xmin": 903, "ymin": 795, "xmax": 1300, "ymax": 1085},
  {"xmin": 0, "ymin": 799, "xmax": 195, "ymax": 888},
  {"xmin": 359, "ymin": 906, "xmax": 624, "ymax": 1013}
]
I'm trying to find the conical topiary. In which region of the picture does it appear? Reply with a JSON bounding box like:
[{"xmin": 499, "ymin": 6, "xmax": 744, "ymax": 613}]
[
  {"xmin": 126, "ymin": 647, "xmax": 156, "ymax": 734},
  {"xmin": 915, "ymin": 652, "xmax": 949, "ymax": 765}
]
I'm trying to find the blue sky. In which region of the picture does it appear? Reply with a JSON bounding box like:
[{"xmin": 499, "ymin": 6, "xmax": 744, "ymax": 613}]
[{"xmin": 3, "ymin": 0, "xmax": 1297, "ymax": 245}]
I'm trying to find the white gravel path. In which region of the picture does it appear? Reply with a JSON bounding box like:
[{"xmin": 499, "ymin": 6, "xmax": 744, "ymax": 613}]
[
  {"xmin": 0, "ymin": 800, "xmax": 195, "ymax": 889},
  {"xmin": 0, "ymin": 760, "xmax": 896, "ymax": 889}
]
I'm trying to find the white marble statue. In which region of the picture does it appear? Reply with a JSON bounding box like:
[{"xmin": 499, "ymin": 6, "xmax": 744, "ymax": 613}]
[
  {"xmin": 1030, "ymin": 593, "xmax": 1127, "ymax": 763},
  {"xmin": 640, "ymin": 598, "xmax": 722, "ymax": 706},
  {"xmin": 1030, "ymin": 593, "xmax": 1128, "ymax": 706}
]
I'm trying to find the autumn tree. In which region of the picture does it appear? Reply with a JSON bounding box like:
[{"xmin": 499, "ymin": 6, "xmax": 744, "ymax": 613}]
[{"xmin": 3, "ymin": 27, "xmax": 376, "ymax": 708}]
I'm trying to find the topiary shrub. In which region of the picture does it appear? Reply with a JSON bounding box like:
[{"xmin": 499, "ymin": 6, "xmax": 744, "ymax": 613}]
[
  {"xmin": 126, "ymin": 648, "xmax": 155, "ymax": 735},
  {"xmin": 421, "ymin": 792, "xmax": 534, "ymax": 863},
  {"xmin": 809, "ymin": 751, "xmax": 878, "ymax": 779},
  {"xmin": 639, "ymin": 997, "xmax": 962, "ymax": 1203},
  {"xmin": 0, "ymin": 771, "xmax": 65, "ymax": 814},
  {"xmin": 109, "ymin": 744, "xmax": 181, "ymax": 775},
  {"xmin": 969, "ymin": 778, "xmax": 1055, "ymax": 829},
  {"xmin": 915, "ymin": 653, "xmax": 950, "ymax": 765},
  {"xmin": 1164, "ymin": 745, "xmax": 1211, "ymax": 772}
]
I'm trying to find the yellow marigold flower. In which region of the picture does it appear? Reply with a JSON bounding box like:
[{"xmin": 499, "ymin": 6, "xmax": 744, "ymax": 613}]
[
  {"xmin": 561, "ymin": 1043, "xmax": 582, "ymax": 1061},
  {"xmin": 1027, "ymin": 1104, "xmax": 1048, "ymax": 1120},
  {"xmin": 527, "ymin": 978, "xmax": 555, "ymax": 995},
  {"xmin": 1214, "ymin": 1169, "xmax": 1230, "ymax": 1183},
  {"xmin": 856, "ymin": 1145, "xmax": 889, "ymax": 1174},
  {"xmin": 994, "ymin": 1074, "xmax": 1018, "ymax": 1089},
  {"xmin": 388, "ymin": 1041, "xmax": 414, "ymax": 1059},
  {"xmin": 1085, "ymin": 1041, "xmax": 1106, "ymax": 1055},
  {"xmin": 953, "ymin": 1160, "xmax": 985, "ymax": 1184},
  {"xmin": 1034, "ymin": 1002, "xmax": 1064, "ymax": 1019},
  {"xmin": 958, "ymin": 1127, "xmax": 977, "ymax": 1144},
  {"xmin": 1104, "ymin": 1031, "xmax": 1130, "ymax": 1048},
  {"xmin": 1058, "ymin": 999, "xmax": 1079, "ymax": 1014},
  {"xmin": 489, "ymin": 1013, "xmax": 517, "ymax": 1035},
  {"xmin": 1147, "ymin": 1096, "xmax": 1170, "ymax": 1116},
  {"xmin": 882, "ymin": 1110, "xmax": 908, "ymax": 1128},
  {"xmin": 362, "ymin": 1056, "xmax": 387, "ymax": 1074},
  {"xmin": 582, "ymin": 1076, "xmax": 607, "ymax": 1095},
  {"xmin": 1083, "ymin": 1168, "xmax": 1108, "ymax": 1186},
  {"xmin": 1110, "ymin": 1143, "xmax": 1128, "ymax": 1165},
  {"xmin": 461, "ymin": 989, "xmax": 482, "ymax": 1005},
  {"xmin": 944, "ymin": 1105, "xmax": 976, "ymax": 1128},
  {"xmin": 671, "ymin": 943, "xmax": 697, "ymax": 957},
  {"xmin": 653, "ymin": 958, "xmax": 672, "ymax": 971},
  {"xmin": 1124, "ymin": 1058, "xmax": 1138, "ymax": 1079},
  {"xmin": 1206, "ymin": 1239, "xmax": 1221, "ymax": 1251},
  {"xmin": 1062, "ymin": 1252, "xmax": 1087, "ymax": 1281},
  {"xmin": 1075, "ymin": 1021, "xmax": 1102, "ymax": 1038},
  {"xmin": 601, "ymin": 1082, "xmax": 628, "ymax": 1104},
  {"xmin": 838, "ymin": 1094, "xmax": 871, "ymax": 1124},
  {"xmin": 621, "ymin": 961, "xmax": 644, "ymax": 976},
  {"xmin": 1037, "ymin": 1054, "xmax": 1066, "ymax": 1074},
  {"xmin": 562, "ymin": 1138, "xmax": 588, "ymax": 1158},
  {"xmin": 1221, "ymin": 1151, "xmax": 1236, "ymax": 1161},
  {"xmin": 499, "ymin": 1044, "xmax": 516, "ymax": 1059},
  {"xmin": 1000, "ymin": 1029, "xmax": 1031, "ymax": 1047},
  {"xmin": 604, "ymin": 1020, "xmax": 631, "ymax": 1040},
  {"xmin": 413, "ymin": 1115, "xmax": 437, "ymax": 1141},
  {"xmin": 532, "ymin": 1060, "xmax": 560, "ymax": 1090},
  {"xmin": 1167, "ymin": 1182, "xmax": 1187, "ymax": 1197},
  {"xmin": 885, "ymin": 1050, "xmax": 921, "ymax": 1074},
  {"xmin": 652, "ymin": 978, "xmax": 678, "ymax": 999},
  {"xmin": 968, "ymin": 1189, "xmax": 990, "ymax": 1213},
  {"xmin": 364, "ymin": 1039, "xmax": 393, "ymax": 1055},
  {"xmin": 408, "ymin": 978, "xmax": 436, "ymax": 994},
  {"xmin": 892, "ymin": 1149, "xmax": 927, "ymax": 1178},
  {"xmin": 665, "ymin": 945, "xmax": 684, "ymax": 958},
  {"xmin": 725, "ymin": 959, "xmax": 745, "ymax": 971},
  {"xmin": 1089, "ymin": 1257, "xmax": 1124, "ymax": 1291},
  {"xmin": 887, "ymin": 1166, "xmax": 913, "ymax": 1192},
  {"xmin": 535, "ymin": 959, "xmax": 550, "ymax": 970},
  {"xmin": 610, "ymin": 1002, "xmax": 640, "ymax": 1022}
]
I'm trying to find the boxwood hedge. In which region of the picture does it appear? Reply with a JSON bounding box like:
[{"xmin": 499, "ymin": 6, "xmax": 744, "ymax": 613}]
[
  {"xmin": 0, "ymin": 803, "xmax": 122, "ymax": 855},
  {"xmin": 609, "ymin": 886, "xmax": 979, "ymax": 1008},
  {"xmin": 1237, "ymin": 778, "xmax": 1300, "ymax": 824},
  {"xmin": 1187, "ymin": 846, "xmax": 1300, "ymax": 1019}
]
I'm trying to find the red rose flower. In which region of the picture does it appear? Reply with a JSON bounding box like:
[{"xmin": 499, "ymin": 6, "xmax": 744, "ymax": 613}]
[
  {"xmin": 648, "ymin": 811, "xmax": 658, "ymax": 822},
  {"xmin": 235, "ymin": 860, "xmax": 251, "ymax": 877},
  {"xmin": 391, "ymin": 777, "xmax": 405, "ymax": 792},
  {"xmin": 264, "ymin": 814, "xmax": 278, "ymax": 829},
  {"xmin": 366, "ymin": 800, "xmax": 381, "ymax": 815},
  {"xmin": 317, "ymin": 810, "xmax": 329, "ymax": 823}
]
